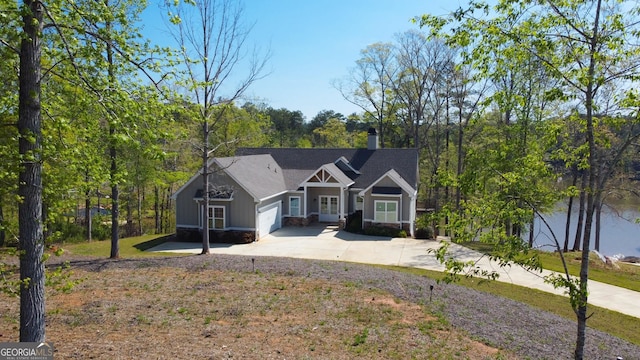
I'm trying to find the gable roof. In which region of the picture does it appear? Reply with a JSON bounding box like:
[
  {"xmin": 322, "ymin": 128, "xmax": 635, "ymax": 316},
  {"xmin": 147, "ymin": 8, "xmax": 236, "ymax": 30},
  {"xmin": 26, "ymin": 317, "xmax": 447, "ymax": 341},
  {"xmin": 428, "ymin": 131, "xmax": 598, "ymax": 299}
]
[
  {"xmin": 172, "ymin": 154, "xmax": 287, "ymax": 202},
  {"xmin": 301, "ymin": 163, "xmax": 355, "ymax": 187},
  {"xmin": 236, "ymin": 148, "xmax": 419, "ymax": 191},
  {"xmin": 359, "ymin": 169, "xmax": 417, "ymax": 197},
  {"xmin": 215, "ymin": 154, "xmax": 287, "ymax": 201}
]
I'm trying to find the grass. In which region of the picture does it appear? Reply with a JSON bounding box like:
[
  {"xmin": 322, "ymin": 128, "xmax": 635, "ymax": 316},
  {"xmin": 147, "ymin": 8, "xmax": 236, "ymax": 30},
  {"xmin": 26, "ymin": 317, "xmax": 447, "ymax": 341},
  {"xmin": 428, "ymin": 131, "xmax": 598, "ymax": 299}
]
[
  {"xmin": 0, "ymin": 267, "xmax": 511, "ymax": 359},
  {"xmin": 59, "ymin": 233, "xmax": 181, "ymax": 258},
  {"xmin": 462, "ymin": 241, "xmax": 640, "ymax": 292},
  {"xmin": 379, "ymin": 265, "xmax": 640, "ymax": 346},
  {"xmin": 536, "ymin": 251, "xmax": 640, "ymax": 292},
  {"xmin": 54, "ymin": 235, "xmax": 640, "ymax": 346}
]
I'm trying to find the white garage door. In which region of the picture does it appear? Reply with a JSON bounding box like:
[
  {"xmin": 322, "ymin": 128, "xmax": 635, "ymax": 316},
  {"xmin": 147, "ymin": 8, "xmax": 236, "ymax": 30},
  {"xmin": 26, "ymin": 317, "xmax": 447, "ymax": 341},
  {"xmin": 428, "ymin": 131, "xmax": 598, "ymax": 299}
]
[{"xmin": 258, "ymin": 201, "xmax": 281, "ymax": 238}]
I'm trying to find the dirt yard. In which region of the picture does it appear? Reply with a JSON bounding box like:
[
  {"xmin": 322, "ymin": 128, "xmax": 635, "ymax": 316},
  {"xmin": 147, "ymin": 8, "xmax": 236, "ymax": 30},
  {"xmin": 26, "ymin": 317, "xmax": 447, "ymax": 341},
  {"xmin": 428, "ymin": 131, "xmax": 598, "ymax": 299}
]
[{"xmin": 1, "ymin": 254, "xmax": 639, "ymax": 359}]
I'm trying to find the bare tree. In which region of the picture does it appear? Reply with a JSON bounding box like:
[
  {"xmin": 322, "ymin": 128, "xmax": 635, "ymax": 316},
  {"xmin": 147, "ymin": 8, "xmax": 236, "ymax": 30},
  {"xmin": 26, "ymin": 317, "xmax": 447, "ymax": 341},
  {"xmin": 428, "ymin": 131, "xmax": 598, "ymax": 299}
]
[
  {"xmin": 334, "ymin": 42, "xmax": 397, "ymax": 148},
  {"xmin": 165, "ymin": 0, "xmax": 268, "ymax": 254},
  {"xmin": 394, "ymin": 31, "xmax": 453, "ymax": 149}
]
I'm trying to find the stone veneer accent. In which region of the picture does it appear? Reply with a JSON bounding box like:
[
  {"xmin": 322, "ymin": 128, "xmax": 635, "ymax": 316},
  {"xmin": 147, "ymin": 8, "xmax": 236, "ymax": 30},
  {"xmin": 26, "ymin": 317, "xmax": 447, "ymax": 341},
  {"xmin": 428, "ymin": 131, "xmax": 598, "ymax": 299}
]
[
  {"xmin": 363, "ymin": 221, "xmax": 412, "ymax": 236},
  {"xmin": 176, "ymin": 227, "xmax": 255, "ymax": 244},
  {"xmin": 283, "ymin": 214, "xmax": 320, "ymax": 226},
  {"xmin": 283, "ymin": 216, "xmax": 310, "ymax": 226}
]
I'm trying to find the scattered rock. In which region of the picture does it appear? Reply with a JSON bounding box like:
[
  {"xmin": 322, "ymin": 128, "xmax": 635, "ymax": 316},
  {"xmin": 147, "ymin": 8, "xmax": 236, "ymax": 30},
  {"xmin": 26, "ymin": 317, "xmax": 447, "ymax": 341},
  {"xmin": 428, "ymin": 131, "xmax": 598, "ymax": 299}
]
[{"xmin": 620, "ymin": 256, "xmax": 640, "ymax": 264}]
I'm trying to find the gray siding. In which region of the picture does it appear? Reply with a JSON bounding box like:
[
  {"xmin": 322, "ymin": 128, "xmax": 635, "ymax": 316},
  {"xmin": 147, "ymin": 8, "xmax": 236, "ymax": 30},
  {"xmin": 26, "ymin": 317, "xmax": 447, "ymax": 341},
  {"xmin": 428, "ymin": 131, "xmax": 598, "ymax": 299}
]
[
  {"xmin": 258, "ymin": 194, "xmax": 287, "ymax": 210},
  {"xmin": 175, "ymin": 177, "xmax": 201, "ymax": 227},
  {"xmin": 226, "ymin": 184, "xmax": 256, "ymax": 229},
  {"xmin": 176, "ymin": 171, "xmax": 257, "ymax": 229},
  {"xmin": 375, "ymin": 177, "xmax": 399, "ymax": 187},
  {"xmin": 362, "ymin": 192, "xmax": 412, "ymax": 223},
  {"xmin": 306, "ymin": 187, "xmax": 340, "ymax": 214}
]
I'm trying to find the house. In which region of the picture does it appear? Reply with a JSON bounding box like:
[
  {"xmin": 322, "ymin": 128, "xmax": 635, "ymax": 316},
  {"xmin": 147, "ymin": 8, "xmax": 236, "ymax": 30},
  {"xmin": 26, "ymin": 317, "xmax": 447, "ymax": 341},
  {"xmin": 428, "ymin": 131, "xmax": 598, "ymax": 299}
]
[{"xmin": 172, "ymin": 129, "xmax": 419, "ymax": 243}]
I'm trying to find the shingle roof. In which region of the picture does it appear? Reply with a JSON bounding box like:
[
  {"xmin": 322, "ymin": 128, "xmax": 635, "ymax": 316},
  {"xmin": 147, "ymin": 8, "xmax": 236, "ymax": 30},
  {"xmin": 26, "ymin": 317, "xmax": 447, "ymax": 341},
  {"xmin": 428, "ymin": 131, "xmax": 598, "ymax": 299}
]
[
  {"xmin": 215, "ymin": 154, "xmax": 287, "ymax": 201},
  {"xmin": 236, "ymin": 148, "xmax": 418, "ymax": 190}
]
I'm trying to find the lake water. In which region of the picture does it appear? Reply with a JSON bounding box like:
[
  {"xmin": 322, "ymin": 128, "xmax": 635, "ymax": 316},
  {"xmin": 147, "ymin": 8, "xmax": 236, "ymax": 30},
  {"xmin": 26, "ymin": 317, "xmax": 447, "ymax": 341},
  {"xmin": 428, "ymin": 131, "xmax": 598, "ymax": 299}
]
[{"xmin": 529, "ymin": 203, "xmax": 640, "ymax": 258}]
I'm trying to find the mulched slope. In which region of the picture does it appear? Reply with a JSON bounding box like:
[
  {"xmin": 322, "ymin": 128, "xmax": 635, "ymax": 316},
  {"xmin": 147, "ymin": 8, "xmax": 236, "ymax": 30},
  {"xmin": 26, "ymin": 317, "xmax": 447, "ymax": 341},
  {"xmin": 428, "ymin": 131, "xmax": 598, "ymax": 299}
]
[{"xmin": 56, "ymin": 254, "xmax": 640, "ymax": 360}]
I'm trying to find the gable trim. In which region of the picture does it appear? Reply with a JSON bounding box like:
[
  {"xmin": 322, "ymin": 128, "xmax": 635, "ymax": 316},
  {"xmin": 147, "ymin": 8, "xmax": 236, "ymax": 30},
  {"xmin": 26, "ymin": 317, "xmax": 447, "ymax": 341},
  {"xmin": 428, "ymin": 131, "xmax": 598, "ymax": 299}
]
[
  {"xmin": 171, "ymin": 158, "xmax": 218, "ymax": 200},
  {"xmin": 334, "ymin": 156, "xmax": 361, "ymax": 175},
  {"xmin": 358, "ymin": 169, "xmax": 416, "ymax": 197},
  {"xmin": 300, "ymin": 163, "xmax": 355, "ymax": 188}
]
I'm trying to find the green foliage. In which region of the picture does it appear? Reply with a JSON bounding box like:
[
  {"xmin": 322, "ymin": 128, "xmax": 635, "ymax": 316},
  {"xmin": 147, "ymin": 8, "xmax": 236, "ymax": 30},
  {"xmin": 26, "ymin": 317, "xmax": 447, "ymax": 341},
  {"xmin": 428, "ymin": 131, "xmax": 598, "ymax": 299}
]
[
  {"xmin": 351, "ymin": 327, "xmax": 369, "ymax": 346},
  {"xmin": 344, "ymin": 211, "xmax": 363, "ymax": 233},
  {"xmin": 312, "ymin": 118, "xmax": 352, "ymax": 148},
  {"xmin": 45, "ymin": 260, "xmax": 83, "ymax": 294},
  {"xmin": 418, "ymin": 1, "xmax": 640, "ymax": 357},
  {"xmin": 363, "ymin": 226, "xmax": 407, "ymax": 238},
  {"xmin": 0, "ymin": 247, "xmax": 80, "ymax": 297},
  {"xmin": 0, "ymin": 248, "xmax": 21, "ymax": 297}
]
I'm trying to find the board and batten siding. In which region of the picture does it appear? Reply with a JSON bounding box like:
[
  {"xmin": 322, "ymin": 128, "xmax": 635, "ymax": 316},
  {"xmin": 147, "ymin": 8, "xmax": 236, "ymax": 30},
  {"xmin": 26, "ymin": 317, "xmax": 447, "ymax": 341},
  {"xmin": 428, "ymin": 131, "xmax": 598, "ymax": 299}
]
[
  {"xmin": 175, "ymin": 171, "xmax": 256, "ymax": 229},
  {"xmin": 362, "ymin": 176, "xmax": 414, "ymax": 224},
  {"xmin": 306, "ymin": 187, "xmax": 340, "ymax": 215},
  {"xmin": 175, "ymin": 176, "xmax": 201, "ymax": 227}
]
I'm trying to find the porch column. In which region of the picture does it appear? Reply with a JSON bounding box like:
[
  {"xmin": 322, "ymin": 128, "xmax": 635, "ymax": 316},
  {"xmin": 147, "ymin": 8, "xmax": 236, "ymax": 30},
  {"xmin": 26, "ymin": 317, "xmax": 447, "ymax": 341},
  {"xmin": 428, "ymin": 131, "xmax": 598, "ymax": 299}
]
[
  {"xmin": 303, "ymin": 185, "xmax": 308, "ymax": 218},
  {"xmin": 409, "ymin": 194, "xmax": 416, "ymax": 237},
  {"xmin": 339, "ymin": 187, "xmax": 345, "ymax": 220},
  {"xmin": 360, "ymin": 192, "xmax": 365, "ymax": 230},
  {"xmin": 399, "ymin": 193, "xmax": 403, "ymax": 229}
]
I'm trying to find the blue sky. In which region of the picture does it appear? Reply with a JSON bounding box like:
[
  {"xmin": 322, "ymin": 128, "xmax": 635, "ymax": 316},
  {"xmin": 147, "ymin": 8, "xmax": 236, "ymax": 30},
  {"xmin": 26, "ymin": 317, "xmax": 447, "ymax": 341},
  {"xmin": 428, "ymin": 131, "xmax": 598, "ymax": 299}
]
[{"xmin": 142, "ymin": 0, "xmax": 458, "ymax": 120}]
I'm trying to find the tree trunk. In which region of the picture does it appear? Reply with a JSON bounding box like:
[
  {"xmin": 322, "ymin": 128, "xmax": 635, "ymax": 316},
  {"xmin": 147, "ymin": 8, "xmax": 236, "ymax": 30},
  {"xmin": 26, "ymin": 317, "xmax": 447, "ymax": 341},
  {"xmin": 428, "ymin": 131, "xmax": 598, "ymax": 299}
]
[
  {"xmin": 594, "ymin": 194, "xmax": 602, "ymax": 252},
  {"xmin": 106, "ymin": 10, "xmax": 119, "ymax": 259},
  {"xmin": 444, "ymin": 101, "xmax": 450, "ymax": 236},
  {"xmin": 18, "ymin": 0, "xmax": 46, "ymax": 342},
  {"xmin": 0, "ymin": 204, "xmax": 5, "ymax": 247},
  {"xmin": 110, "ymin": 151, "xmax": 119, "ymax": 258},
  {"xmin": 528, "ymin": 209, "xmax": 534, "ymax": 248},
  {"xmin": 137, "ymin": 185, "xmax": 143, "ymax": 236},
  {"xmin": 154, "ymin": 185, "xmax": 160, "ymax": 234},
  {"xmin": 161, "ymin": 185, "xmax": 172, "ymax": 234},
  {"xmin": 126, "ymin": 190, "xmax": 133, "ymax": 237},
  {"xmin": 431, "ymin": 114, "xmax": 442, "ymax": 237},
  {"xmin": 575, "ymin": 4, "xmax": 601, "ymax": 357},
  {"xmin": 572, "ymin": 170, "xmax": 587, "ymax": 252},
  {"xmin": 201, "ymin": 120, "xmax": 211, "ymax": 254},
  {"xmin": 564, "ymin": 167, "xmax": 578, "ymax": 252},
  {"xmin": 85, "ymin": 188, "xmax": 92, "ymax": 241},
  {"xmin": 455, "ymin": 114, "xmax": 464, "ymax": 212}
]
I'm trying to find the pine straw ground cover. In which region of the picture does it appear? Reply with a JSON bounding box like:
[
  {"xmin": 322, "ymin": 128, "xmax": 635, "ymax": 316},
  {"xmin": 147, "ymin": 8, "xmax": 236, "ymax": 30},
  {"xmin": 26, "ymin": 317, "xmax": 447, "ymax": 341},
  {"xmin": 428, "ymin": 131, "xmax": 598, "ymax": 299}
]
[{"xmin": 2, "ymin": 254, "xmax": 640, "ymax": 359}]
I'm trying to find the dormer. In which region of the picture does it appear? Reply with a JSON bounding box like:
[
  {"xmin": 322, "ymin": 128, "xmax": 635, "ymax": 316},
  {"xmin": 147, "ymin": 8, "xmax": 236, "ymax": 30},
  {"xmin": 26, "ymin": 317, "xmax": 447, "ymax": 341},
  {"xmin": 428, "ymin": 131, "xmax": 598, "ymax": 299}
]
[{"xmin": 334, "ymin": 156, "xmax": 361, "ymax": 175}]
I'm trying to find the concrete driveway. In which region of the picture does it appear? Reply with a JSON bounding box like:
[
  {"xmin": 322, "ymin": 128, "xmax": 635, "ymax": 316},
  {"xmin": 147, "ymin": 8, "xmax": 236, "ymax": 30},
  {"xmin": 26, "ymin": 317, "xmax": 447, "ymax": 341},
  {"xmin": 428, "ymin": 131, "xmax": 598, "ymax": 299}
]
[
  {"xmin": 151, "ymin": 224, "xmax": 447, "ymax": 267},
  {"xmin": 148, "ymin": 224, "xmax": 640, "ymax": 318}
]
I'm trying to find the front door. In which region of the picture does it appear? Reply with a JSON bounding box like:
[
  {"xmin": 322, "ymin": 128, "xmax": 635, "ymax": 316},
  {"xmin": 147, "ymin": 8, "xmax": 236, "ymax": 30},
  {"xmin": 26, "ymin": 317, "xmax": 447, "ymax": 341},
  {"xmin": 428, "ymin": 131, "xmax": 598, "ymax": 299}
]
[{"xmin": 319, "ymin": 196, "xmax": 339, "ymax": 222}]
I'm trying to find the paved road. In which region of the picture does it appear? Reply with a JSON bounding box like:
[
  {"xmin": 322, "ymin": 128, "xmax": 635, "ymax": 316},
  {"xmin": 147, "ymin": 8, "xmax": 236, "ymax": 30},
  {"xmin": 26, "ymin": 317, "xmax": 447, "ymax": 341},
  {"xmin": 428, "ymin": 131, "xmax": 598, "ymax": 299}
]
[{"xmin": 149, "ymin": 225, "xmax": 640, "ymax": 319}]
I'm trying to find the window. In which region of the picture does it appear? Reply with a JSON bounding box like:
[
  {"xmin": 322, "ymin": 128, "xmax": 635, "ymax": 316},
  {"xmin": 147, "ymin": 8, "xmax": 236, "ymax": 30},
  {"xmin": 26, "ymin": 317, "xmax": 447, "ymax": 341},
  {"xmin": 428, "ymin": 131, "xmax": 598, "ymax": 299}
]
[
  {"xmin": 355, "ymin": 196, "xmax": 364, "ymax": 211},
  {"xmin": 289, "ymin": 197, "xmax": 300, "ymax": 217},
  {"xmin": 208, "ymin": 206, "xmax": 225, "ymax": 229},
  {"xmin": 374, "ymin": 200, "xmax": 397, "ymax": 223}
]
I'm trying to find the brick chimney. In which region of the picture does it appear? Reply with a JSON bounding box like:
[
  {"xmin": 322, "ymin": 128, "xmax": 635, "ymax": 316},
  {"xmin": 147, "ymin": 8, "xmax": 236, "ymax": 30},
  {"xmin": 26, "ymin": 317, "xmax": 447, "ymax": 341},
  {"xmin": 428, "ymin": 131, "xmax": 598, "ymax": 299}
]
[{"xmin": 367, "ymin": 127, "xmax": 378, "ymax": 150}]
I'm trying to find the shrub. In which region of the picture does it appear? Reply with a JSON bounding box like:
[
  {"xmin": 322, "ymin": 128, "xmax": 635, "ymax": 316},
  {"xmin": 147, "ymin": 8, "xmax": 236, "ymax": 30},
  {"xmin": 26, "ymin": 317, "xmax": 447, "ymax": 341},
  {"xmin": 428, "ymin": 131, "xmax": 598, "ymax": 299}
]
[
  {"xmin": 415, "ymin": 227, "xmax": 433, "ymax": 240},
  {"xmin": 364, "ymin": 226, "xmax": 407, "ymax": 238},
  {"xmin": 345, "ymin": 211, "xmax": 363, "ymax": 233},
  {"xmin": 47, "ymin": 222, "xmax": 85, "ymax": 244}
]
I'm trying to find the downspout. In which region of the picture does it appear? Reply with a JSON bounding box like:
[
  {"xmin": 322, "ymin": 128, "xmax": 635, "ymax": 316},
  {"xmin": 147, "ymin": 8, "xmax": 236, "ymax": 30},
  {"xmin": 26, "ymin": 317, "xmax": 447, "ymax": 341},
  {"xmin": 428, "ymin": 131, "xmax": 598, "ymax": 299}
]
[
  {"xmin": 410, "ymin": 191, "xmax": 417, "ymax": 238},
  {"xmin": 399, "ymin": 193, "xmax": 403, "ymax": 230},
  {"xmin": 254, "ymin": 202, "xmax": 259, "ymax": 240},
  {"xmin": 360, "ymin": 191, "xmax": 365, "ymax": 230}
]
